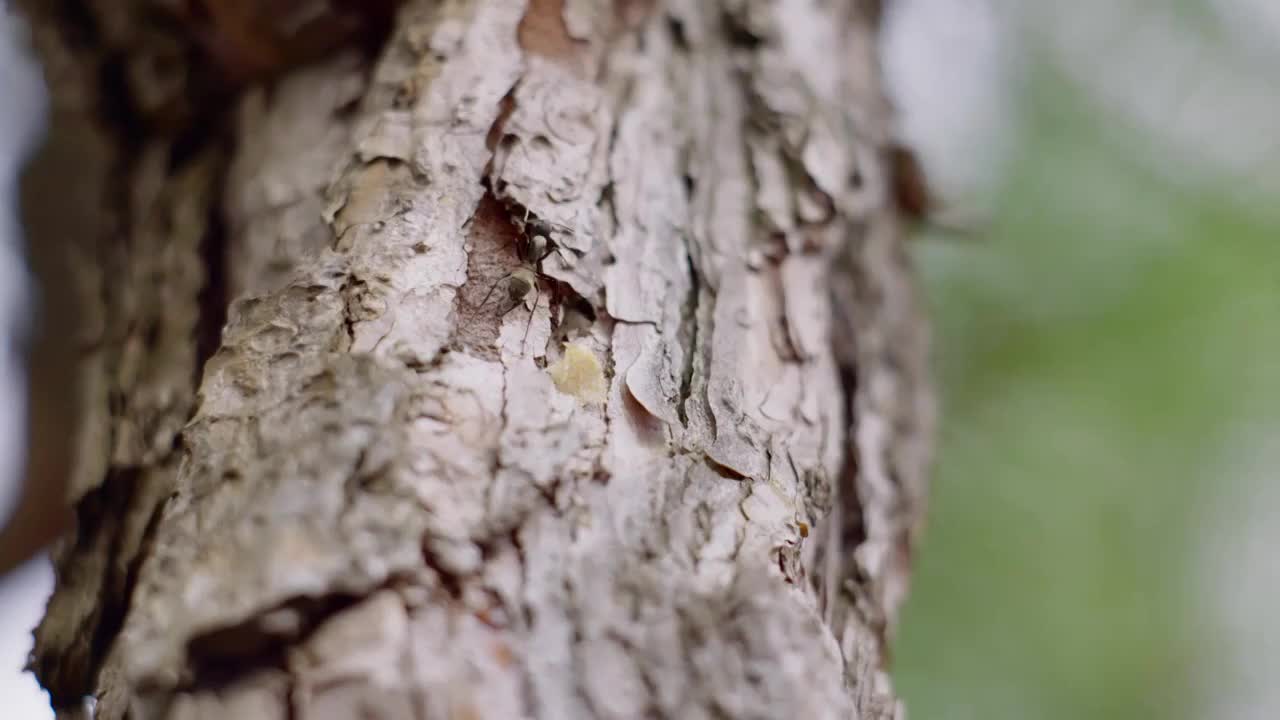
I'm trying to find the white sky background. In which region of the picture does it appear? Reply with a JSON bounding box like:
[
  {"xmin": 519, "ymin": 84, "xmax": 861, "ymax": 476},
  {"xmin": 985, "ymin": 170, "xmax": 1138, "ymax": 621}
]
[
  {"xmin": 0, "ymin": 2, "xmax": 1276, "ymax": 718},
  {"xmin": 0, "ymin": 8, "xmax": 55, "ymax": 720}
]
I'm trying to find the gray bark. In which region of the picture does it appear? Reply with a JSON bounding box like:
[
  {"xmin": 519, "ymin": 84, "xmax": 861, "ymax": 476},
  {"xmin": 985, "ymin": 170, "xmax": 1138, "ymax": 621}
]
[{"xmin": 19, "ymin": 1, "xmax": 933, "ymax": 718}]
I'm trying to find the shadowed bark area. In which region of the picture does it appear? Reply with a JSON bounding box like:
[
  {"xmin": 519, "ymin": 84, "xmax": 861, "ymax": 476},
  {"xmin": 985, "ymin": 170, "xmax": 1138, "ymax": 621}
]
[{"xmin": 17, "ymin": 1, "xmax": 932, "ymax": 718}]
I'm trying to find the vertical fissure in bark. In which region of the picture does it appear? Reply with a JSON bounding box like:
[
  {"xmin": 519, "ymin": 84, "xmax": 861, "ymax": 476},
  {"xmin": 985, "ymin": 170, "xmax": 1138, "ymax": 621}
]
[
  {"xmin": 108, "ymin": 473, "xmax": 170, "ymax": 665},
  {"xmin": 193, "ymin": 160, "xmax": 231, "ymax": 379},
  {"xmin": 35, "ymin": 469, "xmax": 127, "ymax": 707},
  {"xmin": 676, "ymin": 240, "xmax": 700, "ymax": 428}
]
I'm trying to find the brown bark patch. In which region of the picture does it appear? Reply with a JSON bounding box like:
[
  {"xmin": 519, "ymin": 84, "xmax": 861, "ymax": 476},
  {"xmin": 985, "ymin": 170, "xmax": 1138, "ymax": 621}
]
[
  {"xmin": 453, "ymin": 194, "xmax": 525, "ymax": 359},
  {"xmin": 517, "ymin": 0, "xmax": 586, "ymax": 68}
]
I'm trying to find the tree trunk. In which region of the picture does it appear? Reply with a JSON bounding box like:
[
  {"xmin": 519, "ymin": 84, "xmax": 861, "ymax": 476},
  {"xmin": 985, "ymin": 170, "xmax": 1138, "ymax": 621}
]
[{"xmin": 18, "ymin": 1, "xmax": 932, "ymax": 718}]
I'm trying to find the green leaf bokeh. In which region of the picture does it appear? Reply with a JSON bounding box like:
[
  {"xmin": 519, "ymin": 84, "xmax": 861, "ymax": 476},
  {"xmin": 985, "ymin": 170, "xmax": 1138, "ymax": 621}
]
[{"xmin": 895, "ymin": 58, "xmax": 1279, "ymax": 719}]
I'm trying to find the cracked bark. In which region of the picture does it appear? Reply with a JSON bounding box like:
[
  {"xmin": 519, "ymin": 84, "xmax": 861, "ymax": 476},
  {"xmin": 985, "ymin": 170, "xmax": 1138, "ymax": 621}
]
[{"xmin": 18, "ymin": 1, "xmax": 933, "ymax": 718}]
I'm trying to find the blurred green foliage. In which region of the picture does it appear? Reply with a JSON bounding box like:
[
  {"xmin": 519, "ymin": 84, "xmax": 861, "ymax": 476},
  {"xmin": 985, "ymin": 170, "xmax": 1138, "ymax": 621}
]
[{"xmin": 894, "ymin": 61, "xmax": 1279, "ymax": 719}]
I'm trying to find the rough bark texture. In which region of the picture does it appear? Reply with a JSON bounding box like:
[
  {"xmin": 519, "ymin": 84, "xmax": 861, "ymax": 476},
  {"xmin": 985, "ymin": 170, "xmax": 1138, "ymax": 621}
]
[{"xmin": 19, "ymin": 1, "xmax": 932, "ymax": 718}]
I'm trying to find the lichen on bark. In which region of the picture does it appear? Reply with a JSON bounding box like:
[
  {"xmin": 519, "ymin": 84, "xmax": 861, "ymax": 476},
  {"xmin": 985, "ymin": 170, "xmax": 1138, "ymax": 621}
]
[{"xmin": 19, "ymin": 1, "xmax": 932, "ymax": 718}]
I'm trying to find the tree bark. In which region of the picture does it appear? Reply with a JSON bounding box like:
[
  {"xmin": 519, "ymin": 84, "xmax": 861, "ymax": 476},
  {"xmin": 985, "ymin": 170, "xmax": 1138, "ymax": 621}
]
[{"xmin": 17, "ymin": 1, "xmax": 932, "ymax": 718}]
